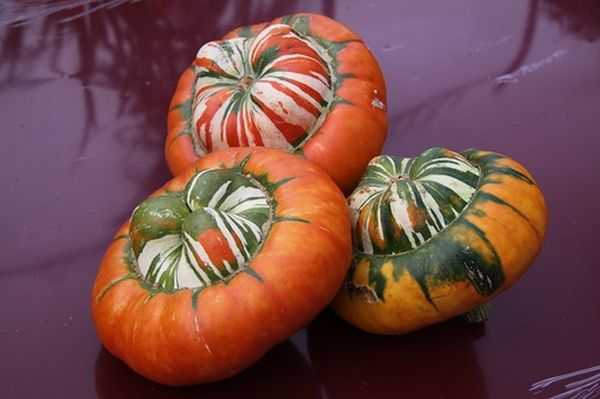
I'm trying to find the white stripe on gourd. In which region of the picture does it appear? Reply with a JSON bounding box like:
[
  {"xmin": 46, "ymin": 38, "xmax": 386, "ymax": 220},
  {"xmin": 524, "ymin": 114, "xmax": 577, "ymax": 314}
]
[
  {"xmin": 262, "ymin": 75, "xmax": 322, "ymax": 109},
  {"xmin": 389, "ymin": 192, "xmax": 419, "ymax": 249},
  {"xmin": 137, "ymin": 234, "xmax": 181, "ymax": 279},
  {"xmin": 350, "ymin": 149, "xmax": 481, "ymax": 255},
  {"xmin": 251, "ymin": 81, "xmax": 317, "ymax": 129},
  {"xmin": 196, "ymin": 38, "xmax": 249, "ymax": 77},
  {"xmin": 137, "ymin": 234, "xmax": 209, "ymax": 289},
  {"xmin": 249, "ymin": 103, "xmax": 293, "ymax": 150},
  {"xmin": 182, "ymin": 230, "xmax": 225, "ymax": 279},
  {"xmin": 420, "ymin": 174, "xmax": 477, "ymax": 202},
  {"xmin": 207, "ymin": 181, "xmax": 232, "ymax": 208}
]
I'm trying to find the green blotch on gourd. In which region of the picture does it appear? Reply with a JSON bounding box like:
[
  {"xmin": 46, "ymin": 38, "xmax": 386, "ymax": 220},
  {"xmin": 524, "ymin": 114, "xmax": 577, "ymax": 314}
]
[
  {"xmin": 237, "ymin": 25, "xmax": 254, "ymax": 38},
  {"xmin": 130, "ymin": 196, "xmax": 190, "ymax": 257},
  {"xmin": 362, "ymin": 220, "xmax": 505, "ymax": 305},
  {"xmin": 282, "ymin": 15, "xmax": 311, "ymax": 36}
]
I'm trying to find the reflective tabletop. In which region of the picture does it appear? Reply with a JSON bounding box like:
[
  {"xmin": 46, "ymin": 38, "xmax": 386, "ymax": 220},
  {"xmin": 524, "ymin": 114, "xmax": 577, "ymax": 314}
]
[{"xmin": 1, "ymin": 1, "xmax": 599, "ymax": 398}]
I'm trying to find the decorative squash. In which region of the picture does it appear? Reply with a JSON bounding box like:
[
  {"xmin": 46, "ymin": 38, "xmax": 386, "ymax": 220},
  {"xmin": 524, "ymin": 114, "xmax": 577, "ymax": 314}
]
[
  {"xmin": 331, "ymin": 147, "xmax": 547, "ymax": 334},
  {"xmin": 166, "ymin": 13, "xmax": 387, "ymax": 194},
  {"xmin": 91, "ymin": 147, "xmax": 352, "ymax": 385}
]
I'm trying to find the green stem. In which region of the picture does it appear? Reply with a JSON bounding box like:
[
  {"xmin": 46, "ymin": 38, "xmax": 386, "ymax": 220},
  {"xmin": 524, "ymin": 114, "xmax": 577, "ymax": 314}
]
[{"xmin": 462, "ymin": 302, "xmax": 493, "ymax": 324}]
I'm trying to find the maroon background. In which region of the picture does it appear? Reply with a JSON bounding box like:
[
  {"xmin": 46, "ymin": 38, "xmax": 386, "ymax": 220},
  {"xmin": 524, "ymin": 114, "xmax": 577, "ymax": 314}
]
[{"xmin": 1, "ymin": 1, "xmax": 599, "ymax": 398}]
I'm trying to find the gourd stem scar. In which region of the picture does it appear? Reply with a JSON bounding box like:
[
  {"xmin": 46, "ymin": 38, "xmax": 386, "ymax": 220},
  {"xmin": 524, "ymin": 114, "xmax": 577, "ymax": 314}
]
[{"xmin": 237, "ymin": 75, "xmax": 254, "ymax": 91}]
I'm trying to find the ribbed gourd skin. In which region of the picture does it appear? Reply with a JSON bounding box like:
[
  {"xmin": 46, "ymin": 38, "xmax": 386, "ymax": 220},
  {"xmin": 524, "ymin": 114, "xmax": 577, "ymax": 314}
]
[
  {"xmin": 92, "ymin": 147, "xmax": 352, "ymax": 385},
  {"xmin": 332, "ymin": 147, "xmax": 548, "ymax": 335}
]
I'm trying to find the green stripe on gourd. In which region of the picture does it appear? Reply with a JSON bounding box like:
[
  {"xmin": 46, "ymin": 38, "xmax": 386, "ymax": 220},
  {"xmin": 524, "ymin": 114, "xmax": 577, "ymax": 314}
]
[
  {"xmin": 130, "ymin": 168, "xmax": 270, "ymax": 291},
  {"xmin": 350, "ymin": 147, "xmax": 480, "ymax": 255}
]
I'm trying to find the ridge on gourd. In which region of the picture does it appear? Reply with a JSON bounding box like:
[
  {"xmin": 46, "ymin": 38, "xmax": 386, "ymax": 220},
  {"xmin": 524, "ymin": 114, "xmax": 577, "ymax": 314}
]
[
  {"xmin": 166, "ymin": 13, "xmax": 388, "ymax": 194},
  {"xmin": 331, "ymin": 147, "xmax": 548, "ymax": 335}
]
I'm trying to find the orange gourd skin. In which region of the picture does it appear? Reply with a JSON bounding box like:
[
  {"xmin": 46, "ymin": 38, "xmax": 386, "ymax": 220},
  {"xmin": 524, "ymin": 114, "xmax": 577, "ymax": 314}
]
[
  {"xmin": 165, "ymin": 13, "xmax": 387, "ymax": 195},
  {"xmin": 331, "ymin": 149, "xmax": 548, "ymax": 335},
  {"xmin": 92, "ymin": 147, "xmax": 352, "ymax": 385}
]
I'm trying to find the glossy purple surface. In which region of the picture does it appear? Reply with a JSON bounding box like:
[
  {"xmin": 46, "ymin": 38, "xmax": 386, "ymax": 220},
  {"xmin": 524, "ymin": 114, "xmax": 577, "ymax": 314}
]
[{"xmin": 1, "ymin": 1, "xmax": 599, "ymax": 398}]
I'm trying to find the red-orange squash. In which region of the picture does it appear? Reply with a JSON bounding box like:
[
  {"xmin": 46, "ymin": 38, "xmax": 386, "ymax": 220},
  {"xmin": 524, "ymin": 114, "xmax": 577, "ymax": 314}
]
[
  {"xmin": 332, "ymin": 148, "xmax": 547, "ymax": 334},
  {"xmin": 166, "ymin": 13, "xmax": 387, "ymax": 194},
  {"xmin": 91, "ymin": 147, "xmax": 352, "ymax": 385}
]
